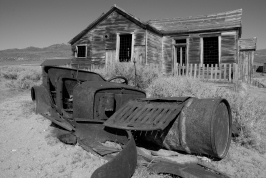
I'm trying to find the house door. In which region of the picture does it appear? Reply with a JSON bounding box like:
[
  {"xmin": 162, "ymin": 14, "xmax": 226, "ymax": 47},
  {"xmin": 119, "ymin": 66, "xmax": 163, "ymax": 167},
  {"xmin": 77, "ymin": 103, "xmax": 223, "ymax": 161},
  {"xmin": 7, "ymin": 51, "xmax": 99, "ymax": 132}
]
[
  {"xmin": 105, "ymin": 50, "xmax": 116, "ymax": 69},
  {"xmin": 176, "ymin": 46, "xmax": 187, "ymax": 66},
  {"xmin": 239, "ymin": 50, "xmax": 253, "ymax": 83}
]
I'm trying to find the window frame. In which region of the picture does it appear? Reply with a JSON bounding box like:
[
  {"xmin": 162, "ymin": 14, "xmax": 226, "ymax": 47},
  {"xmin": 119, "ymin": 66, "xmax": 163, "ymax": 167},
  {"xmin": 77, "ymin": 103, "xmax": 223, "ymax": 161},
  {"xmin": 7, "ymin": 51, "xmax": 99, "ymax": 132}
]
[
  {"xmin": 200, "ymin": 35, "xmax": 221, "ymax": 66},
  {"xmin": 75, "ymin": 44, "xmax": 87, "ymax": 58},
  {"xmin": 116, "ymin": 33, "xmax": 134, "ymax": 62},
  {"xmin": 174, "ymin": 38, "xmax": 187, "ymax": 66}
]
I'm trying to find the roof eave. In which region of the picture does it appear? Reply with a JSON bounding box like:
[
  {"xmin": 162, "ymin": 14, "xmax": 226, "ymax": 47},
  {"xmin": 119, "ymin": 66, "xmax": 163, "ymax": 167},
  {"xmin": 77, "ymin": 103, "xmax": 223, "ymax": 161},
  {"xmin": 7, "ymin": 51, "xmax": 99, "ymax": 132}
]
[
  {"xmin": 161, "ymin": 26, "xmax": 242, "ymax": 36},
  {"xmin": 69, "ymin": 6, "xmax": 160, "ymax": 45}
]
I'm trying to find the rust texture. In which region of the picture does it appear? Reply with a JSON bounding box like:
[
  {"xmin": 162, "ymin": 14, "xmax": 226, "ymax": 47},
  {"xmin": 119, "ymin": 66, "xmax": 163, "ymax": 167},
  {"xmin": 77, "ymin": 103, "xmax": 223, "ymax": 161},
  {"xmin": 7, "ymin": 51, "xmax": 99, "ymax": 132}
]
[
  {"xmin": 104, "ymin": 97, "xmax": 190, "ymax": 131},
  {"xmin": 32, "ymin": 65, "xmax": 232, "ymax": 177}
]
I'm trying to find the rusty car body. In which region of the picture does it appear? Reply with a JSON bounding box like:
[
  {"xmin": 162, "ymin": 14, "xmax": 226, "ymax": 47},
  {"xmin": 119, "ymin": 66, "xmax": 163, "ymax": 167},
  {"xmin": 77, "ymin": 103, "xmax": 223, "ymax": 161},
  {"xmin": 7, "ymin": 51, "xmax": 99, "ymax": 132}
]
[{"xmin": 31, "ymin": 65, "xmax": 232, "ymax": 178}]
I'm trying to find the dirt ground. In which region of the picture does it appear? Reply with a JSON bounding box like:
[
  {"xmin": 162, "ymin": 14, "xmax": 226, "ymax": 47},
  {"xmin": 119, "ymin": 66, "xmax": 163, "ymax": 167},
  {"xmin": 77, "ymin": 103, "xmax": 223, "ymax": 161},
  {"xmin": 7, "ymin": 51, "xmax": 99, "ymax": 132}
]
[
  {"xmin": 0, "ymin": 92, "xmax": 108, "ymax": 178},
  {"xmin": 0, "ymin": 87, "xmax": 266, "ymax": 177}
]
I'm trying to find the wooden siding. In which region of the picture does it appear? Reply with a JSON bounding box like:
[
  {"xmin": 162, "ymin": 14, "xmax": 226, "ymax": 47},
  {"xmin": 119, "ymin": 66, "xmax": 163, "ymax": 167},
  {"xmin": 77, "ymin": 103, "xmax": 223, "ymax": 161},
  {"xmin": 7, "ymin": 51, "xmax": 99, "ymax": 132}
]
[
  {"xmin": 239, "ymin": 50, "xmax": 254, "ymax": 83},
  {"xmin": 73, "ymin": 10, "xmax": 146, "ymax": 66},
  {"xmin": 134, "ymin": 46, "xmax": 145, "ymax": 64},
  {"xmin": 221, "ymin": 32, "xmax": 237, "ymax": 63},
  {"xmin": 188, "ymin": 37, "xmax": 201, "ymax": 64},
  {"xmin": 147, "ymin": 32, "xmax": 162, "ymax": 64},
  {"xmin": 162, "ymin": 36, "xmax": 173, "ymax": 73},
  {"xmin": 239, "ymin": 38, "xmax": 257, "ymax": 51}
]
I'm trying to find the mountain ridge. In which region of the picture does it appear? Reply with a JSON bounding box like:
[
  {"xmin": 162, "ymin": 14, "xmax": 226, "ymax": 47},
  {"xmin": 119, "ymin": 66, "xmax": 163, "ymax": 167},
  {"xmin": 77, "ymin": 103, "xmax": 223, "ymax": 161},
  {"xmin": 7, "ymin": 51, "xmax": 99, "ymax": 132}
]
[
  {"xmin": 0, "ymin": 43, "xmax": 72, "ymax": 61},
  {"xmin": 0, "ymin": 44, "xmax": 265, "ymax": 64}
]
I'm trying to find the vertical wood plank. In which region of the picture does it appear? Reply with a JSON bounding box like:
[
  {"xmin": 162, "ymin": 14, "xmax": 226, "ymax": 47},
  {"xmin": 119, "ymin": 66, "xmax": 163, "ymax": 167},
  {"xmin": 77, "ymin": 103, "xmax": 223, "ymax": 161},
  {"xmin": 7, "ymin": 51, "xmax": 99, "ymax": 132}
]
[
  {"xmin": 194, "ymin": 64, "xmax": 197, "ymax": 79},
  {"xmin": 224, "ymin": 64, "xmax": 227, "ymax": 81},
  {"xmin": 178, "ymin": 64, "xmax": 181, "ymax": 75},
  {"xmin": 214, "ymin": 64, "xmax": 218, "ymax": 80},
  {"xmin": 229, "ymin": 64, "xmax": 232, "ymax": 82},
  {"xmin": 234, "ymin": 63, "xmax": 238, "ymax": 83},
  {"xmin": 198, "ymin": 64, "xmax": 201, "ymax": 79},
  {"xmin": 219, "ymin": 64, "xmax": 222, "ymax": 81},
  {"xmin": 190, "ymin": 64, "xmax": 193, "ymax": 77},
  {"xmin": 210, "ymin": 64, "xmax": 213, "ymax": 80},
  {"xmin": 206, "ymin": 65, "xmax": 209, "ymax": 80},
  {"xmin": 184, "ymin": 64, "xmax": 189, "ymax": 76},
  {"xmin": 202, "ymin": 65, "xmax": 205, "ymax": 79},
  {"xmin": 181, "ymin": 64, "xmax": 183, "ymax": 76}
]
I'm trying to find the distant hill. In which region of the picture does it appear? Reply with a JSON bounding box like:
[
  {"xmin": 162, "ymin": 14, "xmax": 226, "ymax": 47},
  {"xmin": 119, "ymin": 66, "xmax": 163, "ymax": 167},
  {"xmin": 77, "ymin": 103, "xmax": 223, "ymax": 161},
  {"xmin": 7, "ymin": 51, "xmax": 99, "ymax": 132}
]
[
  {"xmin": 0, "ymin": 43, "xmax": 265, "ymax": 65},
  {"xmin": 254, "ymin": 49, "xmax": 266, "ymax": 65},
  {"xmin": 0, "ymin": 43, "xmax": 72, "ymax": 62}
]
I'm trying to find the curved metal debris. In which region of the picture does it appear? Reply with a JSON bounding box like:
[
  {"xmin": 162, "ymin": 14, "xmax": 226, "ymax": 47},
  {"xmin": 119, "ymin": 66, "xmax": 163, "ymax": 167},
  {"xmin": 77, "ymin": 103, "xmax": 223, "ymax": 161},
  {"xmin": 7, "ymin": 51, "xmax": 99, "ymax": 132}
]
[
  {"xmin": 31, "ymin": 66, "xmax": 233, "ymax": 178},
  {"xmin": 148, "ymin": 162, "xmax": 230, "ymax": 178}
]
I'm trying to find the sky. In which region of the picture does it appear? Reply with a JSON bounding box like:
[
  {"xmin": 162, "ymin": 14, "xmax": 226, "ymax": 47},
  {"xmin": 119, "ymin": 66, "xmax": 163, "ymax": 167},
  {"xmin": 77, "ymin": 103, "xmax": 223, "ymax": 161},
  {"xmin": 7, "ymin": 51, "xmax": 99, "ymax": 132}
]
[{"xmin": 0, "ymin": 0, "xmax": 266, "ymax": 50}]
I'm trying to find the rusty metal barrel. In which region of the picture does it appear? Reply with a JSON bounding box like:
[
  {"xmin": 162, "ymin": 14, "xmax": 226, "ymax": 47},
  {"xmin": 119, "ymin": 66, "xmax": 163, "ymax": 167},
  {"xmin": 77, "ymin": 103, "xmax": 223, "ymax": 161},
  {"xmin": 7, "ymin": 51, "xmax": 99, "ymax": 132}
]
[
  {"xmin": 161, "ymin": 98, "xmax": 232, "ymax": 159},
  {"xmin": 104, "ymin": 97, "xmax": 232, "ymax": 160}
]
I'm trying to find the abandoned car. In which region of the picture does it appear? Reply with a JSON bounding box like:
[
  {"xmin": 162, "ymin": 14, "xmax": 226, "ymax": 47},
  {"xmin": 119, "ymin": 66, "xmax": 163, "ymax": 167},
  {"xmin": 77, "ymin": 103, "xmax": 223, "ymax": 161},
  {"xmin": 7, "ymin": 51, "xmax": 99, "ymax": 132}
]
[{"xmin": 31, "ymin": 65, "xmax": 232, "ymax": 178}]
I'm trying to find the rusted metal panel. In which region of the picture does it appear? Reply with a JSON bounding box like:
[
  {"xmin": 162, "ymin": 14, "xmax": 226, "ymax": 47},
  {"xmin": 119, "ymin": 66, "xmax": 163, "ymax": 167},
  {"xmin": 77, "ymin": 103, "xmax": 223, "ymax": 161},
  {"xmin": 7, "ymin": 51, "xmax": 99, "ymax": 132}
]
[
  {"xmin": 73, "ymin": 81, "xmax": 146, "ymax": 121},
  {"xmin": 148, "ymin": 162, "xmax": 230, "ymax": 178},
  {"xmin": 32, "ymin": 66, "xmax": 233, "ymax": 177},
  {"xmin": 57, "ymin": 123, "xmax": 137, "ymax": 178},
  {"xmin": 104, "ymin": 97, "xmax": 190, "ymax": 131},
  {"xmin": 221, "ymin": 33, "xmax": 237, "ymax": 63},
  {"xmin": 105, "ymin": 97, "xmax": 232, "ymax": 160}
]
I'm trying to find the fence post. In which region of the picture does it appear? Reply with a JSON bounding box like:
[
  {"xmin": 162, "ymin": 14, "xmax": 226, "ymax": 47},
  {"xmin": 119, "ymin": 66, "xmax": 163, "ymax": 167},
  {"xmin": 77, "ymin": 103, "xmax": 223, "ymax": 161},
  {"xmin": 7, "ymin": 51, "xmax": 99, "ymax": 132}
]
[
  {"xmin": 224, "ymin": 64, "xmax": 227, "ymax": 81},
  {"xmin": 189, "ymin": 64, "xmax": 192, "ymax": 77},
  {"xmin": 210, "ymin": 64, "xmax": 213, "ymax": 80},
  {"xmin": 202, "ymin": 65, "xmax": 205, "ymax": 79},
  {"xmin": 233, "ymin": 63, "xmax": 238, "ymax": 83},
  {"xmin": 206, "ymin": 65, "xmax": 209, "ymax": 80},
  {"xmin": 184, "ymin": 64, "xmax": 189, "ymax": 76},
  {"xmin": 214, "ymin": 64, "xmax": 218, "ymax": 80},
  {"xmin": 219, "ymin": 64, "xmax": 222, "ymax": 81},
  {"xmin": 178, "ymin": 63, "xmax": 180, "ymax": 76},
  {"xmin": 194, "ymin": 64, "xmax": 197, "ymax": 79},
  {"xmin": 229, "ymin": 64, "xmax": 232, "ymax": 82}
]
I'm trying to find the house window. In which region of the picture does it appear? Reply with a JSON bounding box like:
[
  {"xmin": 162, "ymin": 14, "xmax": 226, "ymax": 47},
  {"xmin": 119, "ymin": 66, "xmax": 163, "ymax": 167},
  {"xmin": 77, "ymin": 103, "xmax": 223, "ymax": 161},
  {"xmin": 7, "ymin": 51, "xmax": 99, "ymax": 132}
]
[
  {"xmin": 76, "ymin": 45, "xmax": 87, "ymax": 58},
  {"xmin": 119, "ymin": 34, "xmax": 132, "ymax": 62},
  {"xmin": 203, "ymin": 37, "xmax": 219, "ymax": 66},
  {"xmin": 175, "ymin": 39, "xmax": 187, "ymax": 66}
]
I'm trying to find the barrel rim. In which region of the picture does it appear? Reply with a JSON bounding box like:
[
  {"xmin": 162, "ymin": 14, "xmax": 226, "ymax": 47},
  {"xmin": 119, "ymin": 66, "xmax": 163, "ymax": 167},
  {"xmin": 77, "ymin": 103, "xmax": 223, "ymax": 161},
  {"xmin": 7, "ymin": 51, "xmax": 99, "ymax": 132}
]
[{"xmin": 210, "ymin": 98, "xmax": 232, "ymax": 159}]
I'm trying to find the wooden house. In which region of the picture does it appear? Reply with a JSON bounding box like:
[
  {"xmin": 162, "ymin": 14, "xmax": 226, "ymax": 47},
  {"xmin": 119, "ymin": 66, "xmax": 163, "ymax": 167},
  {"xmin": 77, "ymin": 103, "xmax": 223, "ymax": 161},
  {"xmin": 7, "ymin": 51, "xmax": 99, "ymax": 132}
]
[{"xmin": 69, "ymin": 5, "xmax": 252, "ymax": 78}]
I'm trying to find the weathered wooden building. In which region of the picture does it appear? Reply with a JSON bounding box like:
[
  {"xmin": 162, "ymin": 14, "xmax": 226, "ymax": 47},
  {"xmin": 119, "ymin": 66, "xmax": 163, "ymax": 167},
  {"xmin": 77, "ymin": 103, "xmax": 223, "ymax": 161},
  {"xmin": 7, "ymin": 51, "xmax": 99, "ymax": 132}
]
[
  {"xmin": 238, "ymin": 38, "xmax": 257, "ymax": 83},
  {"xmin": 69, "ymin": 5, "xmax": 255, "ymax": 77}
]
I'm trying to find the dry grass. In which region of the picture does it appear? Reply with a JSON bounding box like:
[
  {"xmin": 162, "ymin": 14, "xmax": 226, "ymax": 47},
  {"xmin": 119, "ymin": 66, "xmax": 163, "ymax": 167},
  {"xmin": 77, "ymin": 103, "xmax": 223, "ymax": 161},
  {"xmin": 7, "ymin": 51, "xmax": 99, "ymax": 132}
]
[
  {"xmin": 147, "ymin": 76, "xmax": 266, "ymax": 153},
  {"xmin": 0, "ymin": 66, "xmax": 42, "ymax": 90},
  {"xmin": 92, "ymin": 62, "xmax": 163, "ymax": 90}
]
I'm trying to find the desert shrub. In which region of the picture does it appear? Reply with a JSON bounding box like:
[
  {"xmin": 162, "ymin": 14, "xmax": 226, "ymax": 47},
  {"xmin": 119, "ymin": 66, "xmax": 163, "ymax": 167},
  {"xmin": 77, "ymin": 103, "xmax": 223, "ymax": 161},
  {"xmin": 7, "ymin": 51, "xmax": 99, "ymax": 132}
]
[
  {"xmin": 0, "ymin": 66, "xmax": 42, "ymax": 90},
  {"xmin": 147, "ymin": 76, "xmax": 266, "ymax": 153},
  {"xmin": 0, "ymin": 66, "xmax": 24, "ymax": 79},
  {"xmin": 93, "ymin": 62, "xmax": 162, "ymax": 90}
]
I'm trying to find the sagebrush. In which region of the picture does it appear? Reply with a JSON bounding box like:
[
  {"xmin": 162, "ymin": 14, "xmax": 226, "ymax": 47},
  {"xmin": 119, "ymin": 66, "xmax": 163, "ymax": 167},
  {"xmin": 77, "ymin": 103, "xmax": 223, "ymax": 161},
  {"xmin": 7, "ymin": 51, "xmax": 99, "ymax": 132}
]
[
  {"xmin": 92, "ymin": 62, "xmax": 163, "ymax": 90},
  {"xmin": 147, "ymin": 76, "xmax": 266, "ymax": 153},
  {"xmin": 0, "ymin": 66, "xmax": 42, "ymax": 90}
]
